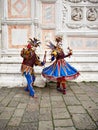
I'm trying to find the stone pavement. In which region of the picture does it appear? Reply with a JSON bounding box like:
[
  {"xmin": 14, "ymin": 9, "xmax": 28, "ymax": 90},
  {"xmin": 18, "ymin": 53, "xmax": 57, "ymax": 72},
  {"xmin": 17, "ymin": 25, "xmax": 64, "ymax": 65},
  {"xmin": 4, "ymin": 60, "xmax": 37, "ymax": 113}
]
[{"xmin": 0, "ymin": 81, "xmax": 98, "ymax": 130}]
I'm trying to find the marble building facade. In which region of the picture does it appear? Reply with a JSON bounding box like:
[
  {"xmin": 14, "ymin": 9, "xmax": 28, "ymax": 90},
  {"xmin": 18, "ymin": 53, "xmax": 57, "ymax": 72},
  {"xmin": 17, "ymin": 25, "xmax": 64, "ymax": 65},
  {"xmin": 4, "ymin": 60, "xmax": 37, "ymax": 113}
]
[{"xmin": 0, "ymin": 0, "xmax": 98, "ymax": 87}]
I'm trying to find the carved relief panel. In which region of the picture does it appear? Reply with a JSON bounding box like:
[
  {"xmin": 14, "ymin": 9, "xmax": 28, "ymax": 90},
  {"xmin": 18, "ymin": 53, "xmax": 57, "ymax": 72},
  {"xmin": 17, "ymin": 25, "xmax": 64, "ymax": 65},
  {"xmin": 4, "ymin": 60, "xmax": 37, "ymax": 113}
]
[
  {"xmin": 71, "ymin": 7, "xmax": 83, "ymax": 21},
  {"xmin": 68, "ymin": 36, "xmax": 98, "ymax": 50},
  {"xmin": 41, "ymin": 2, "xmax": 56, "ymax": 50},
  {"xmin": 62, "ymin": 0, "xmax": 98, "ymax": 29},
  {"xmin": 64, "ymin": 0, "xmax": 98, "ymax": 3},
  {"xmin": 68, "ymin": 0, "xmax": 82, "ymax": 3},
  {"xmin": 88, "ymin": 0, "xmax": 98, "ymax": 3},
  {"xmin": 86, "ymin": 7, "xmax": 97, "ymax": 21},
  {"xmin": 8, "ymin": 0, "xmax": 31, "ymax": 18},
  {"xmin": 62, "ymin": 0, "xmax": 98, "ymax": 51},
  {"xmin": 6, "ymin": 0, "xmax": 32, "ymax": 50},
  {"xmin": 8, "ymin": 25, "xmax": 31, "ymax": 48},
  {"xmin": 1, "ymin": 0, "xmax": 56, "ymax": 55},
  {"xmin": 42, "ymin": 3, "xmax": 55, "ymax": 24},
  {"xmin": 41, "ymin": 29, "xmax": 55, "ymax": 51}
]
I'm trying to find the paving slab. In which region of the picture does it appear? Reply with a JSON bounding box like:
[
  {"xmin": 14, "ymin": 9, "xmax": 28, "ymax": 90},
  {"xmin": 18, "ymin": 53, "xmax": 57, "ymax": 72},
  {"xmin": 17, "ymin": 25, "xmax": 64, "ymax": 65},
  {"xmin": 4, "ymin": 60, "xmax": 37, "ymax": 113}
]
[{"xmin": 0, "ymin": 81, "xmax": 98, "ymax": 130}]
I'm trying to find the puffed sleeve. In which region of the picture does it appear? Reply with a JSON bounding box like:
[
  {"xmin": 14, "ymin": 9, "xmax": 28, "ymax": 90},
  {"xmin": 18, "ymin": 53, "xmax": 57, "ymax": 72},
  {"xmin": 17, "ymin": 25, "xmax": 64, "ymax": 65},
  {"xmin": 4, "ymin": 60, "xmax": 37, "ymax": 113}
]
[{"xmin": 50, "ymin": 50, "xmax": 57, "ymax": 61}]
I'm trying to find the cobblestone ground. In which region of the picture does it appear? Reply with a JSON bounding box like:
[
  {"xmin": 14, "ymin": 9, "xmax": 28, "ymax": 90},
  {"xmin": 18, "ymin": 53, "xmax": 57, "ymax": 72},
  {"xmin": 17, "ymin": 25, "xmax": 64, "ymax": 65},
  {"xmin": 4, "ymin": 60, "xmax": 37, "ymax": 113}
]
[{"xmin": 0, "ymin": 81, "xmax": 98, "ymax": 130}]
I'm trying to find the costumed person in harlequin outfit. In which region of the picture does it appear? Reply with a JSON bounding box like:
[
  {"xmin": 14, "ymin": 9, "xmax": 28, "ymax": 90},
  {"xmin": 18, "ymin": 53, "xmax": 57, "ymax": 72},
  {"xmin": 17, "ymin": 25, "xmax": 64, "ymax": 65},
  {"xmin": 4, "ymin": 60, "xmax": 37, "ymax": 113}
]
[
  {"xmin": 42, "ymin": 36, "xmax": 80, "ymax": 94},
  {"xmin": 20, "ymin": 38, "xmax": 46, "ymax": 97}
]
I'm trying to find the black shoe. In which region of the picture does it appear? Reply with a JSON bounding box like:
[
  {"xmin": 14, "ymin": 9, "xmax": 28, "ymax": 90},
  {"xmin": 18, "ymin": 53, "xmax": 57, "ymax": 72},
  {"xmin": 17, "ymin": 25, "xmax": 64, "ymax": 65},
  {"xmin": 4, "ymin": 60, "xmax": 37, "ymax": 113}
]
[
  {"xmin": 57, "ymin": 87, "xmax": 63, "ymax": 92},
  {"xmin": 62, "ymin": 89, "xmax": 66, "ymax": 94}
]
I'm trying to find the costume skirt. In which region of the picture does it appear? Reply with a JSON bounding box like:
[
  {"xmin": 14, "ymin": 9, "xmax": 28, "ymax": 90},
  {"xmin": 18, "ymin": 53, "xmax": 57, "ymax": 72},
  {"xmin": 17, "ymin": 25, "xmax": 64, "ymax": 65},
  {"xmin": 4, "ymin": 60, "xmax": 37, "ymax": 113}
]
[{"xmin": 42, "ymin": 59, "xmax": 80, "ymax": 82}]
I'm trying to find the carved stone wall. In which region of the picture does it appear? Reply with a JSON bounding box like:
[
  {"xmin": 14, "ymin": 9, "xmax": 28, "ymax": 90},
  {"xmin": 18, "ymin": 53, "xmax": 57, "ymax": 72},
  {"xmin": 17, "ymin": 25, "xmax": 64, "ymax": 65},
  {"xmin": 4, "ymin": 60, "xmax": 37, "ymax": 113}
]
[
  {"xmin": 61, "ymin": 0, "xmax": 98, "ymax": 51},
  {"xmin": 0, "ymin": 0, "xmax": 2, "ymax": 57},
  {"xmin": 62, "ymin": 0, "xmax": 98, "ymax": 30},
  {"xmin": 0, "ymin": 0, "xmax": 57, "ymax": 57},
  {"xmin": 0, "ymin": 0, "xmax": 57, "ymax": 87},
  {"xmin": 65, "ymin": 0, "xmax": 98, "ymax": 3},
  {"xmin": 41, "ymin": 2, "xmax": 56, "ymax": 50},
  {"xmin": 0, "ymin": 0, "xmax": 98, "ymax": 85},
  {"xmin": 0, "ymin": 0, "xmax": 98, "ymax": 53}
]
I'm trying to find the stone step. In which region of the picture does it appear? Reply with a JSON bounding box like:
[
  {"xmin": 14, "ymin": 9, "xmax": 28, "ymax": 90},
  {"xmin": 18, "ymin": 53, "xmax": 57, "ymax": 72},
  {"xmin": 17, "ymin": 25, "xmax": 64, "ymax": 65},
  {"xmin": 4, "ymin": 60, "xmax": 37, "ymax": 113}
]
[
  {"xmin": 0, "ymin": 62, "xmax": 98, "ymax": 74},
  {"xmin": 0, "ymin": 57, "xmax": 22, "ymax": 64},
  {"xmin": 0, "ymin": 57, "xmax": 46, "ymax": 87},
  {"xmin": 0, "ymin": 64, "xmax": 44, "ymax": 74},
  {"xmin": 0, "ymin": 73, "xmax": 26, "ymax": 87},
  {"xmin": 0, "ymin": 56, "xmax": 98, "ymax": 63},
  {"xmin": 0, "ymin": 71, "xmax": 98, "ymax": 87},
  {"xmin": 0, "ymin": 56, "xmax": 98, "ymax": 87},
  {"xmin": 0, "ymin": 73, "xmax": 46, "ymax": 88}
]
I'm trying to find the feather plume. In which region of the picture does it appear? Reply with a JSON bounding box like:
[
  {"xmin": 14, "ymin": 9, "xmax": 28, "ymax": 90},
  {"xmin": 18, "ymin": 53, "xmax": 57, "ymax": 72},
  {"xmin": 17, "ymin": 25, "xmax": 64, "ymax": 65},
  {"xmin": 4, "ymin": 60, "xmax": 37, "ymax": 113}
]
[{"xmin": 47, "ymin": 41, "xmax": 56, "ymax": 50}]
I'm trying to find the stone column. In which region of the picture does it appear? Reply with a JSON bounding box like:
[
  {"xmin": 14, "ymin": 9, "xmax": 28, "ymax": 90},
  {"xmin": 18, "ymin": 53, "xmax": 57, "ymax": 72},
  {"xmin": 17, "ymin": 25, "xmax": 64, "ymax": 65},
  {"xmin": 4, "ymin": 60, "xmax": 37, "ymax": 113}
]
[
  {"xmin": 33, "ymin": 0, "xmax": 39, "ymax": 37},
  {"xmin": 0, "ymin": 19, "xmax": 1, "ymax": 58},
  {"xmin": 0, "ymin": 0, "xmax": 8, "ymax": 55},
  {"xmin": 55, "ymin": 0, "xmax": 62, "ymax": 33},
  {"xmin": 0, "ymin": 0, "xmax": 3, "ymax": 57}
]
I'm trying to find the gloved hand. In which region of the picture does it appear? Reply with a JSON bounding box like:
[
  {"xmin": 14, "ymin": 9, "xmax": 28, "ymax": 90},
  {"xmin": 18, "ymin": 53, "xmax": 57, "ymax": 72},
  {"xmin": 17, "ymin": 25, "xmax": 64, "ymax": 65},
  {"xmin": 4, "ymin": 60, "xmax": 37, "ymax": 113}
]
[{"xmin": 51, "ymin": 56, "xmax": 55, "ymax": 61}]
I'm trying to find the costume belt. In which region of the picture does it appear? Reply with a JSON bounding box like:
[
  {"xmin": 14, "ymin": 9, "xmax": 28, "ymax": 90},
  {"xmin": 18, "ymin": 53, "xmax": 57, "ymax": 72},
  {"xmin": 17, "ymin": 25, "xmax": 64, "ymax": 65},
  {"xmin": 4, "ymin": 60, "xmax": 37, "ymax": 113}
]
[{"xmin": 21, "ymin": 64, "xmax": 34, "ymax": 75}]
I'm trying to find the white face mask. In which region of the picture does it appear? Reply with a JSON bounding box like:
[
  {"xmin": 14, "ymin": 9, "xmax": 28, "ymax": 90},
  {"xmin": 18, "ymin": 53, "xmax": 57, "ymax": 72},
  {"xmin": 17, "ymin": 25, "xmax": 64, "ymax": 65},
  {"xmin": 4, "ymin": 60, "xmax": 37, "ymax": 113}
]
[{"xmin": 32, "ymin": 46, "xmax": 37, "ymax": 51}]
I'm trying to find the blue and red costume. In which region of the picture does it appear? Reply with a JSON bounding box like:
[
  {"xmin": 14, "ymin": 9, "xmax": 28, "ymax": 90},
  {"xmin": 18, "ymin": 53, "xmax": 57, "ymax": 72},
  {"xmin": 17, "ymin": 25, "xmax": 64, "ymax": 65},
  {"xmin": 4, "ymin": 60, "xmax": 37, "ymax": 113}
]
[
  {"xmin": 21, "ymin": 38, "xmax": 46, "ymax": 97},
  {"xmin": 42, "ymin": 37, "xmax": 80, "ymax": 94}
]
